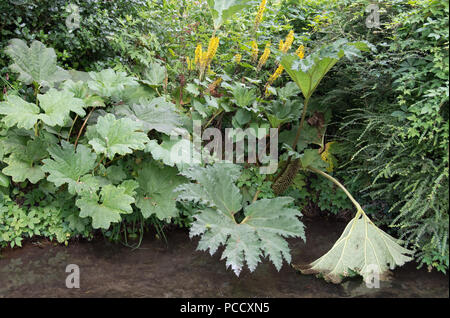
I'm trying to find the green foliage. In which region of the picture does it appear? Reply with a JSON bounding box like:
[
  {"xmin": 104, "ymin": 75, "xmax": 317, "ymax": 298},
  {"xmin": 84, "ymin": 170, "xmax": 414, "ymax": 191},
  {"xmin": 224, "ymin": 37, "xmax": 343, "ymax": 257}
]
[
  {"xmin": 4, "ymin": 39, "xmax": 69, "ymax": 88},
  {"xmin": 135, "ymin": 162, "xmax": 187, "ymax": 221},
  {"xmin": 41, "ymin": 141, "xmax": 97, "ymax": 195},
  {"xmin": 176, "ymin": 164, "xmax": 305, "ymax": 275},
  {"xmin": 315, "ymin": 0, "xmax": 450, "ymax": 272},
  {"xmin": 115, "ymin": 97, "xmax": 181, "ymax": 134},
  {"xmin": 87, "ymin": 114, "xmax": 149, "ymax": 160},
  {"xmin": 0, "ymin": 189, "xmax": 92, "ymax": 248},
  {"xmin": 0, "ymin": 0, "xmax": 442, "ymax": 282},
  {"xmin": 76, "ymin": 181, "xmax": 138, "ymax": 230}
]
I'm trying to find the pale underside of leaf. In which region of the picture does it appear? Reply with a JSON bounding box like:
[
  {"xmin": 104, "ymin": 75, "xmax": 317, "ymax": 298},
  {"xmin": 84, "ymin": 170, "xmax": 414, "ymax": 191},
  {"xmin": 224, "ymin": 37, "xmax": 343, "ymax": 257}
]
[{"xmin": 294, "ymin": 212, "xmax": 413, "ymax": 284}]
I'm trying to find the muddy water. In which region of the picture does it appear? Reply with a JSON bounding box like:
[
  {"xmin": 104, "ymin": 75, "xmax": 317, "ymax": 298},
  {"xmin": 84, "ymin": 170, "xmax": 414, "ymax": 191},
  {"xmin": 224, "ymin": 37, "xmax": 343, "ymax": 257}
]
[{"xmin": 0, "ymin": 219, "xmax": 448, "ymax": 298}]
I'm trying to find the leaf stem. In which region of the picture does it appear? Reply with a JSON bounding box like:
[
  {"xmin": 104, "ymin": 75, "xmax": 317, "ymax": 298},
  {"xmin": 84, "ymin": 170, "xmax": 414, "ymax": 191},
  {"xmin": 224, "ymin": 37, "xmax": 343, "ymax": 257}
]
[
  {"xmin": 67, "ymin": 115, "xmax": 78, "ymax": 142},
  {"xmin": 307, "ymin": 166, "xmax": 364, "ymax": 217},
  {"xmin": 74, "ymin": 107, "xmax": 96, "ymax": 149}
]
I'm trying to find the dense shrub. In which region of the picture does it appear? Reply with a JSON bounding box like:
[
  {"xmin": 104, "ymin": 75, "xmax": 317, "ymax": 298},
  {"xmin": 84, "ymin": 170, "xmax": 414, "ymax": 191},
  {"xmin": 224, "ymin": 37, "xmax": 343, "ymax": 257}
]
[{"xmin": 286, "ymin": 0, "xmax": 449, "ymax": 272}]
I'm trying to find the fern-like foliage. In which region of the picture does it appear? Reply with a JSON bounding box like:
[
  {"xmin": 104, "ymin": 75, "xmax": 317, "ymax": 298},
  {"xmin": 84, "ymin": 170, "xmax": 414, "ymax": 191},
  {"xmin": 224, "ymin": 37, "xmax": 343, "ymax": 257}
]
[{"xmin": 176, "ymin": 164, "xmax": 305, "ymax": 276}]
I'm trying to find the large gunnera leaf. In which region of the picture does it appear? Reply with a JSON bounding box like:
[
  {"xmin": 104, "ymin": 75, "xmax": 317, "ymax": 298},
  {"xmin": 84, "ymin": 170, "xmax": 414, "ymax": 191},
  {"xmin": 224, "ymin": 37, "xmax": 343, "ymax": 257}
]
[
  {"xmin": 42, "ymin": 141, "xmax": 97, "ymax": 194},
  {"xmin": 176, "ymin": 164, "xmax": 305, "ymax": 276},
  {"xmin": 5, "ymin": 39, "xmax": 69, "ymax": 87},
  {"xmin": 281, "ymin": 39, "xmax": 373, "ymax": 99},
  {"xmin": 115, "ymin": 97, "xmax": 181, "ymax": 135},
  {"xmin": 135, "ymin": 162, "xmax": 187, "ymax": 221},
  {"xmin": 294, "ymin": 210, "xmax": 413, "ymax": 284},
  {"xmin": 0, "ymin": 95, "xmax": 40, "ymax": 129},
  {"xmin": 87, "ymin": 114, "xmax": 149, "ymax": 160},
  {"xmin": 76, "ymin": 181, "xmax": 137, "ymax": 229},
  {"xmin": 38, "ymin": 88, "xmax": 86, "ymax": 127},
  {"xmin": 87, "ymin": 69, "xmax": 138, "ymax": 99},
  {"xmin": 1, "ymin": 138, "xmax": 48, "ymax": 183}
]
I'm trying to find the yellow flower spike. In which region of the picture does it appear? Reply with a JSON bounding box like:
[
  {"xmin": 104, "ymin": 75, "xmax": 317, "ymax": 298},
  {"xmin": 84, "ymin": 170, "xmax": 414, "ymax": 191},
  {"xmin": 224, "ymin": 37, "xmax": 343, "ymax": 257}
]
[
  {"xmin": 296, "ymin": 44, "xmax": 305, "ymax": 59},
  {"xmin": 194, "ymin": 44, "xmax": 203, "ymax": 66},
  {"xmin": 206, "ymin": 36, "xmax": 220, "ymax": 64},
  {"xmin": 257, "ymin": 42, "xmax": 271, "ymax": 71},
  {"xmin": 254, "ymin": 0, "xmax": 267, "ymax": 31},
  {"xmin": 282, "ymin": 30, "xmax": 294, "ymax": 53},
  {"xmin": 279, "ymin": 40, "xmax": 284, "ymax": 51},
  {"xmin": 268, "ymin": 64, "xmax": 284, "ymax": 85},
  {"xmin": 234, "ymin": 53, "xmax": 242, "ymax": 64},
  {"xmin": 251, "ymin": 40, "xmax": 259, "ymax": 63}
]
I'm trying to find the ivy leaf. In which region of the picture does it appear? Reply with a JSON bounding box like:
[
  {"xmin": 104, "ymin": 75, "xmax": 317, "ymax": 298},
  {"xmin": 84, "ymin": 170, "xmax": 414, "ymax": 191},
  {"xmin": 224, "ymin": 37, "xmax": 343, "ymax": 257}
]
[
  {"xmin": 141, "ymin": 62, "xmax": 166, "ymax": 87},
  {"xmin": 38, "ymin": 89, "xmax": 86, "ymax": 127},
  {"xmin": 115, "ymin": 97, "xmax": 181, "ymax": 134},
  {"xmin": 135, "ymin": 162, "xmax": 186, "ymax": 220},
  {"xmin": 42, "ymin": 141, "xmax": 97, "ymax": 194},
  {"xmin": 5, "ymin": 39, "xmax": 69, "ymax": 87},
  {"xmin": 87, "ymin": 69, "xmax": 138, "ymax": 99},
  {"xmin": 87, "ymin": 114, "xmax": 149, "ymax": 160},
  {"xmin": 294, "ymin": 211, "xmax": 413, "ymax": 284},
  {"xmin": 177, "ymin": 164, "xmax": 305, "ymax": 275},
  {"xmin": 76, "ymin": 182, "xmax": 136, "ymax": 229},
  {"xmin": 0, "ymin": 95, "xmax": 40, "ymax": 130}
]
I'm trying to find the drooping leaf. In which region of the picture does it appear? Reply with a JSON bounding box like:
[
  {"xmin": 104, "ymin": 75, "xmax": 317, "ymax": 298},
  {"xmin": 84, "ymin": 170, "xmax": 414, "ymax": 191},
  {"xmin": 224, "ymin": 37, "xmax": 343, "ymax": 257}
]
[
  {"xmin": 135, "ymin": 162, "xmax": 186, "ymax": 220},
  {"xmin": 76, "ymin": 182, "xmax": 137, "ymax": 229},
  {"xmin": 38, "ymin": 89, "xmax": 86, "ymax": 127},
  {"xmin": 5, "ymin": 39, "xmax": 69, "ymax": 87},
  {"xmin": 87, "ymin": 114, "xmax": 149, "ymax": 160},
  {"xmin": 294, "ymin": 210, "xmax": 413, "ymax": 284},
  {"xmin": 0, "ymin": 95, "xmax": 40, "ymax": 130},
  {"xmin": 42, "ymin": 141, "xmax": 97, "ymax": 194},
  {"xmin": 176, "ymin": 164, "xmax": 305, "ymax": 275},
  {"xmin": 115, "ymin": 97, "xmax": 181, "ymax": 134}
]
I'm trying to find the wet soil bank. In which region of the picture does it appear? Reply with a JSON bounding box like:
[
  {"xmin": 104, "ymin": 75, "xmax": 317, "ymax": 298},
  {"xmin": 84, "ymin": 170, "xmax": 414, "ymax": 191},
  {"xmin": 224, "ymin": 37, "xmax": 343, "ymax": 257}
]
[{"xmin": 0, "ymin": 219, "xmax": 448, "ymax": 298}]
